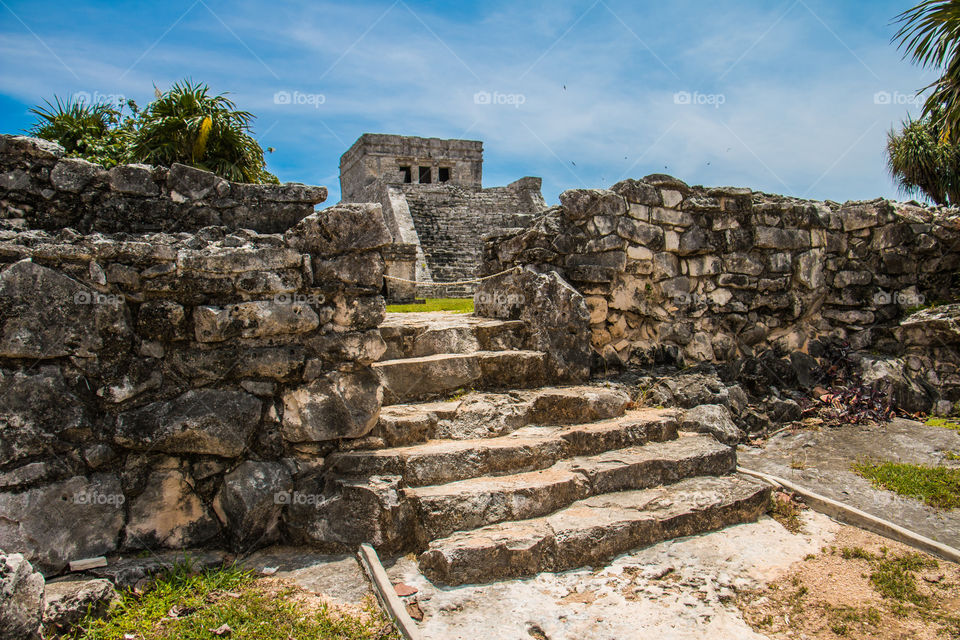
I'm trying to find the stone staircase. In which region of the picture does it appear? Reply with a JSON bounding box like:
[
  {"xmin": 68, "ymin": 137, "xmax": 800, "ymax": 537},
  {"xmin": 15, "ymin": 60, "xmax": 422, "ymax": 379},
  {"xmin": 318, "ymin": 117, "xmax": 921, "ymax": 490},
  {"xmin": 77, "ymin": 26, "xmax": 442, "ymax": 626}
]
[{"xmin": 311, "ymin": 312, "xmax": 771, "ymax": 586}]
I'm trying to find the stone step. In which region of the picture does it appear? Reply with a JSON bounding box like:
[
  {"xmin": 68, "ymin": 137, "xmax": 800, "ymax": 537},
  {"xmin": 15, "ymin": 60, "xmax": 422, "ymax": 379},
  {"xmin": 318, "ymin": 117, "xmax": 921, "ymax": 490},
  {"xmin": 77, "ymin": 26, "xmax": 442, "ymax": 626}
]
[
  {"xmin": 417, "ymin": 473, "xmax": 771, "ymax": 586},
  {"xmin": 373, "ymin": 350, "xmax": 548, "ymax": 404},
  {"xmin": 360, "ymin": 385, "xmax": 632, "ymax": 448},
  {"xmin": 379, "ymin": 312, "xmax": 529, "ymax": 360},
  {"xmin": 326, "ymin": 409, "xmax": 679, "ymax": 487},
  {"xmin": 406, "ymin": 435, "xmax": 734, "ymax": 542}
]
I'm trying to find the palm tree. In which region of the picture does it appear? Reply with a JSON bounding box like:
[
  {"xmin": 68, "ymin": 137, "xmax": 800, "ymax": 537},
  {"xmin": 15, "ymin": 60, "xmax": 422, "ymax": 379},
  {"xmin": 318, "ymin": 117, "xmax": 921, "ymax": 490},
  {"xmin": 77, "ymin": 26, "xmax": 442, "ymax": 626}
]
[
  {"xmin": 128, "ymin": 80, "xmax": 277, "ymax": 184},
  {"xmin": 894, "ymin": 1, "xmax": 960, "ymax": 140},
  {"xmin": 887, "ymin": 114, "xmax": 960, "ymax": 205}
]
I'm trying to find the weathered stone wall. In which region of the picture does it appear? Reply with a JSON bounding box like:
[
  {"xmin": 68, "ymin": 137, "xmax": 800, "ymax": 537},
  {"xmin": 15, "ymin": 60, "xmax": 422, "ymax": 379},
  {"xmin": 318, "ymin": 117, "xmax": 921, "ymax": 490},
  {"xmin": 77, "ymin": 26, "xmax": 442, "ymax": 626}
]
[
  {"xmin": 481, "ymin": 174, "xmax": 960, "ymax": 368},
  {"xmin": 0, "ymin": 137, "xmax": 394, "ymax": 575},
  {"xmin": 0, "ymin": 135, "xmax": 327, "ymax": 234}
]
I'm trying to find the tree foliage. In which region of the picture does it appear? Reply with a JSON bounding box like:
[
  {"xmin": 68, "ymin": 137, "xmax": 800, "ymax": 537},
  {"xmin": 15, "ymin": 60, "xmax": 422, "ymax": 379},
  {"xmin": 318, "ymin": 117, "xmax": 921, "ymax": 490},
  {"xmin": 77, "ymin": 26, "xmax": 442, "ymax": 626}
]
[
  {"xmin": 894, "ymin": 0, "xmax": 960, "ymax": 141},
  {"xmin": 887, "ymin": 114, "xmax": 960, "ymax": 205},
  {"xmin": 28, "ymin": 80, "xmax": 277, "ymax": 184}
]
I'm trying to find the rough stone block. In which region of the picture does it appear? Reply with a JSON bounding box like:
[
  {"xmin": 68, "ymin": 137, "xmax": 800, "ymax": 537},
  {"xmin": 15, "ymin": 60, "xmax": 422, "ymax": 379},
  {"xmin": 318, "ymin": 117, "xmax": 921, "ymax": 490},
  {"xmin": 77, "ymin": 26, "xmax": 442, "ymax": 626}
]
[
  {"xmin": 193, "ymin": 301, "xmax": 319, "ymax": 342},
  {"xmin": 115, "ymin": 389, "xmax": 262, "ymax": 457}
]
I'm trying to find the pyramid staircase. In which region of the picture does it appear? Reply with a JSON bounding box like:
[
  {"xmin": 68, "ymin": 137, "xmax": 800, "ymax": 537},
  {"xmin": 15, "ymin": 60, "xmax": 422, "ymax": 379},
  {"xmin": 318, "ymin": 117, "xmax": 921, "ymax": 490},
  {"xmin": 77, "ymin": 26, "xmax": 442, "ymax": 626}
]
[{"xmin": 320, "ymin": 312, "xmax": 770, "ymax": 586}]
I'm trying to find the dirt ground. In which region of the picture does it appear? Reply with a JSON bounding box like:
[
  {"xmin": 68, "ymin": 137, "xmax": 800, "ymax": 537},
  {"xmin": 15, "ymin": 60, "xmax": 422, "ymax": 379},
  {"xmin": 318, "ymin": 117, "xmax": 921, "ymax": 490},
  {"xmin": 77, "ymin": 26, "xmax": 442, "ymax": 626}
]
[{"xmin": 737, "ymin": 517, "xmax": 960, "ymax": 639}]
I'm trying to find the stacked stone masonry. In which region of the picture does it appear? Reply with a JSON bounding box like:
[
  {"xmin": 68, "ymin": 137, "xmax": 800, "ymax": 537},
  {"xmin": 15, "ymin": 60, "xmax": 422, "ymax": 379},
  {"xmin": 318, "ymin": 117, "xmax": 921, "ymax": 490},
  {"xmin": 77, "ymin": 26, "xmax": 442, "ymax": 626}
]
[
  {"xmin": 0, "ymin": 136, "xmax": 392, "ymax": 574},
  {"xmin": 0, "ymin": 135, "xmax": 328, "ymax": 234},
  {"xmin": 481, "ymin": 174, "xmax": 960, "ymax": 371}
]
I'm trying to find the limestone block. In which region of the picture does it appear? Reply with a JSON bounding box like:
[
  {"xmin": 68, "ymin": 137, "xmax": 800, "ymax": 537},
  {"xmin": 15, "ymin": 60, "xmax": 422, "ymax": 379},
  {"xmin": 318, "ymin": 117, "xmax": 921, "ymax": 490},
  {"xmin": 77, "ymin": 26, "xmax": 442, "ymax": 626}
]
[
  {"xmin": 193, "ymin": 301, "xmax": 319, "ymax": 342},
  {"xmin": 0, "ymin": 475, "xmax": 125, "ymax": 574},
  {"xmin": 125, "ymin": 467, "xmax": 218, "ymax": 550},
  {"xmin": 281, "ymin": 369, "xmax": 383, "ymax": 442}
]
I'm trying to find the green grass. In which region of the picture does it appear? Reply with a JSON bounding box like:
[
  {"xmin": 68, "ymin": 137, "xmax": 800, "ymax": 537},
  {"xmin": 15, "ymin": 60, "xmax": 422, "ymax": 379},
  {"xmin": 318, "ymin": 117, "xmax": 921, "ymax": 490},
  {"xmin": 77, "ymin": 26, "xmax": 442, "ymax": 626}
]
[
  {"xmin": 75, "ymin": 563, "xmax": 400, "ymax": 640},
  {"xmin": 852, "ymin": 461, "xmax": 960, "ymax": 509},
  {"xmin": 386, "ymin": 298, "xmax": 473, "ymax": 313},
  {"xmin": 924, "ymin": 416, "xmax": 960, "ymax": 431}
]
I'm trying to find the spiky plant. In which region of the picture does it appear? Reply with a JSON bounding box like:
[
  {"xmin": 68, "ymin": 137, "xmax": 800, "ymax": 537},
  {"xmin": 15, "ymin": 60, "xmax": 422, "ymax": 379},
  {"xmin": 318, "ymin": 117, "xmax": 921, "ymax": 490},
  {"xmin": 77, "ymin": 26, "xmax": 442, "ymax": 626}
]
[
  {"xmin": 887, "ymin": 114, "xmax": 960, "ymax": 205},
  {"xmin": 28, "ymin": 96, "xmax": 132, "ymax": 167},
  {"xmin": 894, "ymin": 1, "xmax": 960, "ymax": 141},
  {"xmin": 128, "ymin": 79, "xmax": 277, "ymax": 183}
]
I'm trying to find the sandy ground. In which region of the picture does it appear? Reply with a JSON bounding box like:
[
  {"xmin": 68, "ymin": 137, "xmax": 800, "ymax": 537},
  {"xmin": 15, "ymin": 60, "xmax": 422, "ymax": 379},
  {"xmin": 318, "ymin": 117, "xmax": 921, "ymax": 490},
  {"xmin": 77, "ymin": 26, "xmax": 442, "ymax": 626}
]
[{"xmin": 737, "ymin": 521, "xmax": 960, "ymax": 639}]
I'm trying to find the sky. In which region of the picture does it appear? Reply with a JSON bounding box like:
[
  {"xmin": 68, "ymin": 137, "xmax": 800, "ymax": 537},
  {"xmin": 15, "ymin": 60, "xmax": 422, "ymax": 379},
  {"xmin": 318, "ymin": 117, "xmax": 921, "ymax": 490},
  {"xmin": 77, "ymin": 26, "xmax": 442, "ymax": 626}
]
[{"xmin": 0, "ymin": 0, "xmax": 940, "ymax": 205}]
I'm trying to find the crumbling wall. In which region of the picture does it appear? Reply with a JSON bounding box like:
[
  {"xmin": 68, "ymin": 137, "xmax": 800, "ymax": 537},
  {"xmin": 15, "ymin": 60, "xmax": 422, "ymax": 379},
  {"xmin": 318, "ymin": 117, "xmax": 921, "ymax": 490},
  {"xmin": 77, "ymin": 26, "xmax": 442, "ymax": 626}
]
[
  {"xmin": 481, "ymin": 174, "xmax": 960, "ymax": 368},
  {"xmin": 0, "ymin": 135, "xmax": 327, "ymax": 234},
  {"xmin": 0, "ymin": 136, "xmax": 391, "ymax": 575}
]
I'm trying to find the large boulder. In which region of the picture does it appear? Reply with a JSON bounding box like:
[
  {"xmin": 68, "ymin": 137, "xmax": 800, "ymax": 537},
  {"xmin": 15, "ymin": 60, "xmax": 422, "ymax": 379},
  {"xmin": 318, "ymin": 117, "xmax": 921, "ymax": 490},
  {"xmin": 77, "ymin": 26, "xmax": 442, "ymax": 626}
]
[
  {"xmin": 0, "ymin": 551, "xmax": 44, "ymax": 640},
  {"xmin": 896, "ymin": 303, "xmax": 960, "ymax": 346},
  {"xmin": 680, "ymin": 404, "xmax": 742, "ymax": 445},
  {"xmin": 0, "ymin": 260, "xmax": 131, "ymax": 359},
  {"xmin": 213, "ymin": 461, "xmax": 292, "ymax": 549},
  {"xmin": 42, "ymin": 578, "xmax": 117, "ymax": 636},
  {"xmin": 474, "ymin": 267, "xmax": 591, "ymax": 382},
  {"xmin": 857, "ymin": 354, "xmax": 933, "ymax": 414},
  {"xmin": 281, "ymin": 369, "xmax": 383, "ymax": 442},
  {"xmin": 285, "ymin": 203, "xmax": 392, "ymax": 257},
  {"xmin": 115, "ymin": 389, "xmax": 262, "ymax": 457},
  {"xmin": 0, "ymin": 475, "xmax": 125, "ymax": 574}
]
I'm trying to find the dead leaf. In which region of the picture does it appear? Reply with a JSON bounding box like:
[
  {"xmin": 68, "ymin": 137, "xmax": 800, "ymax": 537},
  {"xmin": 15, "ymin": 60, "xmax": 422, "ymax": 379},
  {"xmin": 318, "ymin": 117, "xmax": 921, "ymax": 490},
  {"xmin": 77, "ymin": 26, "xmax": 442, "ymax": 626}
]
[
  {"xmin": 209, "ymin": 623, "xmax": 232, "ymax": 636},
  {"xmin": 393, "ymin": 582, "xmax": 418, "ymax": 597},
  {"xmin": 405, "ymin": 600, "xmax": 424, "ymax": 621}
]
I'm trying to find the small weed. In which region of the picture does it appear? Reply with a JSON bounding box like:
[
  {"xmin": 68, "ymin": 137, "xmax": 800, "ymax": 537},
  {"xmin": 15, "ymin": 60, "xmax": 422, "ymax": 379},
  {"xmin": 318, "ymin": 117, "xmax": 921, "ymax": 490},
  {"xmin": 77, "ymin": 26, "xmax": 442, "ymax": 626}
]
[
  {"xmin": 769, "ymin": 492, "xmax": 804, "ymax": 533},
  {"xmin": 841, "ymin": 546, "xmax": 873, "ymax": 561},
  {"xmin": 446, "ymin": 387, "xmax": 473, "ymax": 401},
  {"xmin": 789, "ymin": 457, "xmax": 807, "ymax": 470}
]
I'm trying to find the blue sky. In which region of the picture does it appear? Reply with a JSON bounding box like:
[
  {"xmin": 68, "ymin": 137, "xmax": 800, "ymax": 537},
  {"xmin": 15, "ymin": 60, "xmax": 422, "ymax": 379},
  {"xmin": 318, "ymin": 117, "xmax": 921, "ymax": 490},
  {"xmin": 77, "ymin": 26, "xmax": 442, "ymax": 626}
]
[{"xmin": 0, "ymin": 0, "xmax": 939, "ymax": 204}]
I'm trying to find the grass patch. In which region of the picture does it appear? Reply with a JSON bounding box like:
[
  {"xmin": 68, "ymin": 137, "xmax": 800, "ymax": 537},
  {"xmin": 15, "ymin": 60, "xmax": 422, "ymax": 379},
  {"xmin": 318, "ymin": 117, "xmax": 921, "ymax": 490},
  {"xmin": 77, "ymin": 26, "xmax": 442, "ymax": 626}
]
[
  {"xmin": 852, "ymin": 461, "xmax": 960, "ymax": 509},
  {"xmin": 838, "ymin": 546, "xmax": 938, "ymax": 608},
  {"xmin": 386, "ymin": 298, "xmax": 473, "ymax": 313},
  {"xmin": 75, "ymin": 563, "xmax": 400, "ymax": 640},
  {"xmin": 827, "ymin": 605, "xmax": 882, "ymax": 636},
  {"xmin": 869, "ymin": 551, "xmax": 936, "ymax": 607},
  {"xmin": 924, "ymin": 416, "xmax": 960, "ymax": 431}
]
